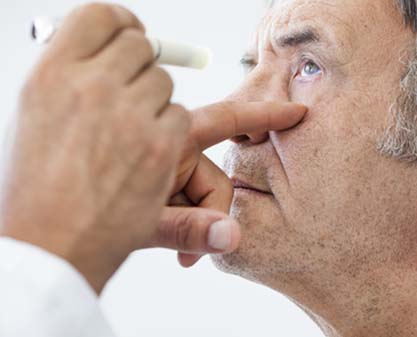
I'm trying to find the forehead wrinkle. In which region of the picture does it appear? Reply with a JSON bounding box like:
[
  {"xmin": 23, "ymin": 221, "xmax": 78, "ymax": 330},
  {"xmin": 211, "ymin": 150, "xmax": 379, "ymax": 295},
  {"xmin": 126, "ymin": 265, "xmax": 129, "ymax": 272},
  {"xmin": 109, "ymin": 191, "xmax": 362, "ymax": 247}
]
[
  {"xmin": 263, "ymin": 1, "xmax": 357, "ymax": 63},
  {"xmin": 256, "ymin": 10, "xmax": 277, "ymax": 53},
  {"xmin": 269, "ymin": 0, "xmax": 341, "ymax": 25}
]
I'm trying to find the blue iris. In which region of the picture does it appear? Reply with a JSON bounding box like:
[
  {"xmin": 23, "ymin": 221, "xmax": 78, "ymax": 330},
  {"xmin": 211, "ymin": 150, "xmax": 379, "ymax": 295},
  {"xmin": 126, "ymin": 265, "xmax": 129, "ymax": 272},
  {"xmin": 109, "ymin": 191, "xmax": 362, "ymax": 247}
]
[{"xmin": 300, "ymin": 61, "xmax": 321, "ymax": 77}]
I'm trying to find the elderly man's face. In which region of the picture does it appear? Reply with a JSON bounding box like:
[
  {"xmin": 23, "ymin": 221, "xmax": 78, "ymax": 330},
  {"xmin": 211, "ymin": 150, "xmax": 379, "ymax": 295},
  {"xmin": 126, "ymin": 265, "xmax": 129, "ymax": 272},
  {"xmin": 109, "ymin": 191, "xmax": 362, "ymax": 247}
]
[{"xmin": 213, "ymin": 0, "xmax": 417, "ymax": 291}]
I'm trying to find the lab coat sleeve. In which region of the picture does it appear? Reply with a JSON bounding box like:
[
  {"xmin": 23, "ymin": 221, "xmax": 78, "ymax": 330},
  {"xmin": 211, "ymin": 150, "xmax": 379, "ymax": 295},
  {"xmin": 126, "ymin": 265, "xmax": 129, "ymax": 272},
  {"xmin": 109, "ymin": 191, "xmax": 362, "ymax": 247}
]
[{"xmin": 0, "ymin": 237, "xmax": 117, "ymax": 337}]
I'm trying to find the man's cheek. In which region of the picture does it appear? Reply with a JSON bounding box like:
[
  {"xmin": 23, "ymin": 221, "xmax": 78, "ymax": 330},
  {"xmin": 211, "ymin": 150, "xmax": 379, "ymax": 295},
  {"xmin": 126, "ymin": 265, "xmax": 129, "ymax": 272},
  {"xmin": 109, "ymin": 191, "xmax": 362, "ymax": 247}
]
[
  {"xmin": 289, "ymin": 80, "xmax": 327, "ymax": 107},
  {"xmin": 269, "ymin": 104, "xmax": 330, "ymax": 157},
  {"xmin": 268, "ymin": 113, "xmax": 336, "ymax": 201}
]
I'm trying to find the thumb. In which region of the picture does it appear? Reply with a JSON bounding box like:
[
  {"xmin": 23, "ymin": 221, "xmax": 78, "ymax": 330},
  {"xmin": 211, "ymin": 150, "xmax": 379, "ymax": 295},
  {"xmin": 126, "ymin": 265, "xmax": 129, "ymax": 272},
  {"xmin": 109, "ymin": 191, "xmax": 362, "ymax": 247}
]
[{"xmin": 149, "ymin": 206, "xmax": 241, "ymax": 255}]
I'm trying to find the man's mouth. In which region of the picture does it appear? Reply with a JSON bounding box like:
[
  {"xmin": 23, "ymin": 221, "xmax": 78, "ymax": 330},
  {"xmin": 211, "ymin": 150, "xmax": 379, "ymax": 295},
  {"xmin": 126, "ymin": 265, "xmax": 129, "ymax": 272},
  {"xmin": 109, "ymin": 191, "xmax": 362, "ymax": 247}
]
[{"xmin": 230, "ymin": 177, "xmax": 273, "ymax": 196}]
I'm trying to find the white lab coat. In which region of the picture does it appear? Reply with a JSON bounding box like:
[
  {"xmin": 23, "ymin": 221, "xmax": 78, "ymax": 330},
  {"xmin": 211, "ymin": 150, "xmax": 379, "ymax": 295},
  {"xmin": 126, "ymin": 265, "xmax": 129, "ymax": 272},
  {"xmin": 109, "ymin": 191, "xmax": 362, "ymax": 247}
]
[{"xmin": 0, "ymin": 237, "xmax": 116, "ymax": 337}]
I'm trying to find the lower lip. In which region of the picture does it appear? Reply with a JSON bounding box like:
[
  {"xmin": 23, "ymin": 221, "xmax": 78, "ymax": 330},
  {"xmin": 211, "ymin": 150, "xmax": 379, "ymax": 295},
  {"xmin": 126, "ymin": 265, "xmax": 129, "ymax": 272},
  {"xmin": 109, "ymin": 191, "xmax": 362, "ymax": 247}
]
[{"xmin": 233, "ymin": 187, "xmax": 273, "ymax": 197}]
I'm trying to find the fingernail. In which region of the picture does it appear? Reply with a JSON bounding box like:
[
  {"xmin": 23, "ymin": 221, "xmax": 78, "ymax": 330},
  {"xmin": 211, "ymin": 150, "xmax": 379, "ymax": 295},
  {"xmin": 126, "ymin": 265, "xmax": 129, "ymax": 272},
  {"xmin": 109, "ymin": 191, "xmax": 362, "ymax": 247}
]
[{"xmin": 208, "ymin": 219, "xmax": 233, "ymax": 251}]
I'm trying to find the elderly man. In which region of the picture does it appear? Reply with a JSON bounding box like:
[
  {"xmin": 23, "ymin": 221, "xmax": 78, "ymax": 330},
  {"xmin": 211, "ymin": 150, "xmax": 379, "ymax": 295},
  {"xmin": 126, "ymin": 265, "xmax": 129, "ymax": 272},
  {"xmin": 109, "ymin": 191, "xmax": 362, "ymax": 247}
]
[
  {"xmin": 212, "ymin": 0, "xmax": 417, "ymax": 336},
  {"xmin": 0, "ymin": 0, "xmax": 416, "ymax": 336}
]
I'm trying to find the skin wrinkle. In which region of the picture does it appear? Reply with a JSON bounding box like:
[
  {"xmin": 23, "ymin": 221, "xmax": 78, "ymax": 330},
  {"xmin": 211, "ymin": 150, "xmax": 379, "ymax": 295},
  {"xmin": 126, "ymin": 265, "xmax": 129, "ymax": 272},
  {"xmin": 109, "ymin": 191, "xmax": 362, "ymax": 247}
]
[
  {"xmin": 269, "ymin": 2, "xmax": 356, "ymax": 61},
  {"xmin": 271, "ymin": 139, "xmax": 291, "ymax": 188},
  {"xmin": 212, "ymin": 0, "xmax": 417, "ymax": 336}
]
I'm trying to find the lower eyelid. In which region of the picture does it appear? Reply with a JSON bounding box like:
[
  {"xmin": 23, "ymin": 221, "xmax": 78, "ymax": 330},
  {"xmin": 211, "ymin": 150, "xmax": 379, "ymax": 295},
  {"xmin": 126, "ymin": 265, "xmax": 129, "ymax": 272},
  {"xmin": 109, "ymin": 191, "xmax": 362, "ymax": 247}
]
[{"xmin": 294, "ymin": 73, "xmax": 323, "ymax": 84}]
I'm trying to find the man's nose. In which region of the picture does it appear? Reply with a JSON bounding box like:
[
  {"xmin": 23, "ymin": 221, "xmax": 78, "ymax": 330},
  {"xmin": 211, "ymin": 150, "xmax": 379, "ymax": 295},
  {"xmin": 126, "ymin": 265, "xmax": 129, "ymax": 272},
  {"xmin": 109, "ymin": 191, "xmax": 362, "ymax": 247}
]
[{"xmin": 225, "ymin": 69, "xmax": 288, "ymax": 145}]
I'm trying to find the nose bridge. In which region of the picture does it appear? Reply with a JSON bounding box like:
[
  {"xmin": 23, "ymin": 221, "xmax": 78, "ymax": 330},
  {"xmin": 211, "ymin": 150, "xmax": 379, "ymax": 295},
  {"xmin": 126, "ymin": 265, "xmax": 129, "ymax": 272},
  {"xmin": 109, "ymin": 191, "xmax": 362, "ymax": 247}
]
[
  {"xmin": 227, "ymin": 66, "xmax": 288, "ymax": 103},
  {"xmin": 225, "ymin": 66, "xmax": 289, "ymax": 145}
]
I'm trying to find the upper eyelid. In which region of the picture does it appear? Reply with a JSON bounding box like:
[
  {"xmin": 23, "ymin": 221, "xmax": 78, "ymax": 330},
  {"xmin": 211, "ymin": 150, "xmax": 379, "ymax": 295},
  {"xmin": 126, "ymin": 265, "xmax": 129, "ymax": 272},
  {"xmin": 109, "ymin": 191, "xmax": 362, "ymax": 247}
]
[
  {"xmin": 294, "ymin": 52, "xmax": 324, "ymax": 70},
  {"xmin": 240, "ymin": 57, "xmax": 257, "ymax": 74},
  {"xmin": 240, "ymin": 48, "xmax": 323, "ymax": 63},
  {"xmin": 297, "ymin": 51, "xmax": 320, "ymax": 64},
  {"xmin": 240, "ymin": 55, "xmax": 257, "ymax": 67},
  {"xmin": 239, "ymin": 50, "xmax": 326, "ymax": 75}
]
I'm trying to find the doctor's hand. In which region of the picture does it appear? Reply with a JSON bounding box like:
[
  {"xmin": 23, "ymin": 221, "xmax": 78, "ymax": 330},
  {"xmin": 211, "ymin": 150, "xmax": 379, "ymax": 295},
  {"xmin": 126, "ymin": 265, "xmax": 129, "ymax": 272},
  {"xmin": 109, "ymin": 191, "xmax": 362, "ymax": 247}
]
[
  {"xmin": 0, "ymin": 4, "xmax": 190, "ymax": 293},
  {"xmin": 146, "ymin": 101, "xmax": 307, "ymax": 267}
]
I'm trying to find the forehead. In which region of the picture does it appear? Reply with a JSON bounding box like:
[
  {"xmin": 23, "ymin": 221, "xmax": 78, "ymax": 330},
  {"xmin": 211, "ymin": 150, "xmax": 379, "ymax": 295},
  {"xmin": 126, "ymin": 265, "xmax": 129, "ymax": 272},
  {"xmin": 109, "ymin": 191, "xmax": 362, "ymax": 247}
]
[
  {"xmin": 267, "ymin": 0, "xmax": 395, "ymax": 24},
  {"xmin": 255, "ymin": 0, "xmax": 402, "ymax": 51}
]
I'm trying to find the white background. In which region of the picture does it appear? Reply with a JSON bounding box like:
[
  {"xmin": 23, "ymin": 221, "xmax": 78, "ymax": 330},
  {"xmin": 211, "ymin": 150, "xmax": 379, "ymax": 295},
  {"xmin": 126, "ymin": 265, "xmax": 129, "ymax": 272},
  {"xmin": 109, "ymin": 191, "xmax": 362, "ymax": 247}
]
[{"xmin": 0, "ymin": 1, "xmax": 323, "ymax": 336}]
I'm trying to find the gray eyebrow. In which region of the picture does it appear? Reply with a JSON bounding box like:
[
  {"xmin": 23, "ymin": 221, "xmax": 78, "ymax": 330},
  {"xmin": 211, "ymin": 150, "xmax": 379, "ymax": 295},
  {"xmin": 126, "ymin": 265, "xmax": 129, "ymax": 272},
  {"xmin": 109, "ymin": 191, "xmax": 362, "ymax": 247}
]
[{"xmin": 276, "ymin": 28, "xmax": 321, "ymax": 48}]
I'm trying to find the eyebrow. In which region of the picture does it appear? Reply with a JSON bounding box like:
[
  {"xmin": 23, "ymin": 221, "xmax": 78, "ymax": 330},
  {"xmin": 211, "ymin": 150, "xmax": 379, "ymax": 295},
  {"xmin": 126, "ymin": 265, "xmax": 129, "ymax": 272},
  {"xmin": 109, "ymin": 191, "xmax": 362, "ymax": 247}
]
[
  {"xmin": 275, "ymin": 28, "xmax": 321, "ymax": 49},
  {"xmin": 240, "ymin": 27, "xmax": 326, "ymax": 68}
]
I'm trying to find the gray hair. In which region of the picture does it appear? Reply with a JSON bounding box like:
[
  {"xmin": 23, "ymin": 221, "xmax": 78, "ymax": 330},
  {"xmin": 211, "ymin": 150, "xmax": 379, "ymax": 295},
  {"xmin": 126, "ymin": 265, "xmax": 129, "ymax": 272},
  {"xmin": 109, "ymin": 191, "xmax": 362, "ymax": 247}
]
[
  {"xmin": 377, "ymin": 0, "xmax": 417, "ymax": 161},
  {"xmin": 378, "ymin": 54, "xmax": 417, "ymax": 161}
]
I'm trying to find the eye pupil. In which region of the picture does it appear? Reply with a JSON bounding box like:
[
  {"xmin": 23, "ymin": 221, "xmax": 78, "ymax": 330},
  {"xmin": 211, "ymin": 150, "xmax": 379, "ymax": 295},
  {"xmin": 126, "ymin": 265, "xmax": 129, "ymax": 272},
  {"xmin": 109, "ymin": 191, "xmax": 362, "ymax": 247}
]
[
  {"xmin": 305, "ymin": 63, "xmax": 315, "ymax": 73},
  {"xmin": 301, "ymin": 61, "xmax": 321, "ymax": 77}
]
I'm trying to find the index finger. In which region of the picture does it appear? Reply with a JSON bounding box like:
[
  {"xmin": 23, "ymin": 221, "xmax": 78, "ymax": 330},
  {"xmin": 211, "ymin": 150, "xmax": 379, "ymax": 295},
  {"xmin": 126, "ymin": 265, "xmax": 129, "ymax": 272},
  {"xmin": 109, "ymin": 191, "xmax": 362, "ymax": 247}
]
[
  {"xmin": 49, "ymin": 4, "xmax": 143, "ymax": 60},
  {"xmin": 191, "ymin": 101, "xmax": 308, "ymax": 150}
]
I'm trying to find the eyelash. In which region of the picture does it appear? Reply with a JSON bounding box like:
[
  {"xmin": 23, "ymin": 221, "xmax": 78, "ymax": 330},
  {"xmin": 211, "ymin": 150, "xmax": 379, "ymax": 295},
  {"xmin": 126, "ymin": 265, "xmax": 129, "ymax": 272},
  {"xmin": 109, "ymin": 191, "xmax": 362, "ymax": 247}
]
[
  {"xmin": 290, "ymin": 56, "xmax": 323, "ymax": 85},
  {"xmin": 240, "ymin": 57, "xmax": 257, "ymax": 73},
  {"xmin": 241, "ymin": 56, "xmax": 323, "ymax": 81}
]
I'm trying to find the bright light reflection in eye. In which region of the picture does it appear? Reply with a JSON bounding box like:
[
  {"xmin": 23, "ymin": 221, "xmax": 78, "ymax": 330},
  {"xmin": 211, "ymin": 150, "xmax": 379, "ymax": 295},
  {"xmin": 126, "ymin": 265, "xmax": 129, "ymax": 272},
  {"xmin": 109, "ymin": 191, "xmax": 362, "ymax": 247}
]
[{"xmin": 300, "ymin": 61, "xmax": 321, "ymax": 77}]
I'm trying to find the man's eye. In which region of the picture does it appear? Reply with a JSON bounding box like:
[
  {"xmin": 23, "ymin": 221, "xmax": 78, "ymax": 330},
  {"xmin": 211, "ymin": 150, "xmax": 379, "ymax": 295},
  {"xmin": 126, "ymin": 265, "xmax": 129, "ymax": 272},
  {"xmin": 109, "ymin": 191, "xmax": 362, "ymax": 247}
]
[
  {"xmin": 240, "ymin": 57, "xmax": 257, "ymax": 73},
  {"xmin": 300, "ymin": 61, "xmax": 322, "ymax": 77}
]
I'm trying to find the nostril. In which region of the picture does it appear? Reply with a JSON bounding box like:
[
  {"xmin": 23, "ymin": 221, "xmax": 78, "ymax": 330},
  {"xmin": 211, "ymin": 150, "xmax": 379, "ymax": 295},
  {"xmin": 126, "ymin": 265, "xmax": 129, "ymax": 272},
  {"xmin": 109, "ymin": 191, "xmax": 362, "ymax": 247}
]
[
  {"xmin": 247, "ymin": 132, "xmax": 269, "ymax": 144},
  {"xmin": 231, "ymin": 132, "xmax": 269, "ymax": 144},
  {"xmin": 231, "ymin": 132, "xmax": 269, "ymax": 145},
  {"xmin": 231, "ymin": 135, "xmax": 250, "ymax": 143}
]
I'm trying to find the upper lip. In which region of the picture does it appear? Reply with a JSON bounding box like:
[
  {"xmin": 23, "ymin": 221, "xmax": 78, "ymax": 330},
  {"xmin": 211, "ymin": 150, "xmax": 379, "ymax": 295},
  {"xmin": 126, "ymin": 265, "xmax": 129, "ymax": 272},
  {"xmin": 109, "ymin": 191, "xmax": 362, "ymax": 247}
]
[{"xmin": 230, "ymin": 177, "xmax": 272, "ymax": 195}]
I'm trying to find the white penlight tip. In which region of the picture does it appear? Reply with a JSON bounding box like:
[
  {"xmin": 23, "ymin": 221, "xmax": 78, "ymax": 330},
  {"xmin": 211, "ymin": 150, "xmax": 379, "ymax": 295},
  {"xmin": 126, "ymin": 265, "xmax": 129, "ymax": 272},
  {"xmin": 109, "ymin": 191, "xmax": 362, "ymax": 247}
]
[{"xmin": 190, "ymin": 47, "xmax": 213, "ymax": 70}]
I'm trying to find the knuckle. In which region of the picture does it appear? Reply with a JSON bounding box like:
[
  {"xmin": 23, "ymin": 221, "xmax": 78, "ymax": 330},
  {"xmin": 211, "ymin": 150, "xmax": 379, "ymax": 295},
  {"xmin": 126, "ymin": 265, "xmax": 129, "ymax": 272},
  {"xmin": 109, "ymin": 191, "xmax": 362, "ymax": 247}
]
[
  {"xmin": 149, "ymin": 66, "xmax": 174, "ymax": 97},
  {"xmin": 175, "ymin": 219, "xmax": 194, "ymax": 251},
  {"xmin": 170, "ymin": 104, "xmax": 192, "ymax": 131},
  {"xmin": 119, "ymin": 27, "xmax": 144, "ymax": 44},
  {"xmin": 76, "ymin": 3, "xmax": 120, "ymax": 28},
  {"xmin": 113, "ymin": 4, "xmax": 144, "ymax": 30},
  {"xmin": 118, "ymin": 28, "xmax": 152, "ymax": 57},
  {"xmin": 73, "ymin": 3, "xmax": 143, "ymax": 33},
  {"xmin": 136, "ymin": 35, "xmax": 154, "ymax": 60},
  {"xmin": 175, "ymin": 212, "xmax": 207, "ymax": 251}
]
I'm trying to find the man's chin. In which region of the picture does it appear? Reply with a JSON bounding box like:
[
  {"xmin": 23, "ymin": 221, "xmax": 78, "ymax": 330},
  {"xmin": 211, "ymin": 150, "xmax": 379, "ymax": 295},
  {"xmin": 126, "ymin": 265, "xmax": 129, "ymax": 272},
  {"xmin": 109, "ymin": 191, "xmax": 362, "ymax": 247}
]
[
  {"xmin": 210, "ymin": 196, "xmax": 278, "ymax": 283},
  {"xmin": 210, "ymin": 251, "xmax": 269, "ymax": 284},
  {"xmin": 210, "ymin": 252, "xmax": 252, "ymax": 279},
  {"xmin": 212, "ymin": 193, "xmax": 311, "ymax": 285}
]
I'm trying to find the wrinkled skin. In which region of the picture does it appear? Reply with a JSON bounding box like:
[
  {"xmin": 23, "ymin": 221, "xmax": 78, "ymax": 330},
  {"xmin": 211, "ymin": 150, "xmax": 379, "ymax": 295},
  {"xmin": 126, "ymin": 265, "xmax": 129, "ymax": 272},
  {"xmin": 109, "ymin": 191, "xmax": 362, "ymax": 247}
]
[{"xmin": 213, "ymin": 0, "xmax": 417, "ymax": 336}]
